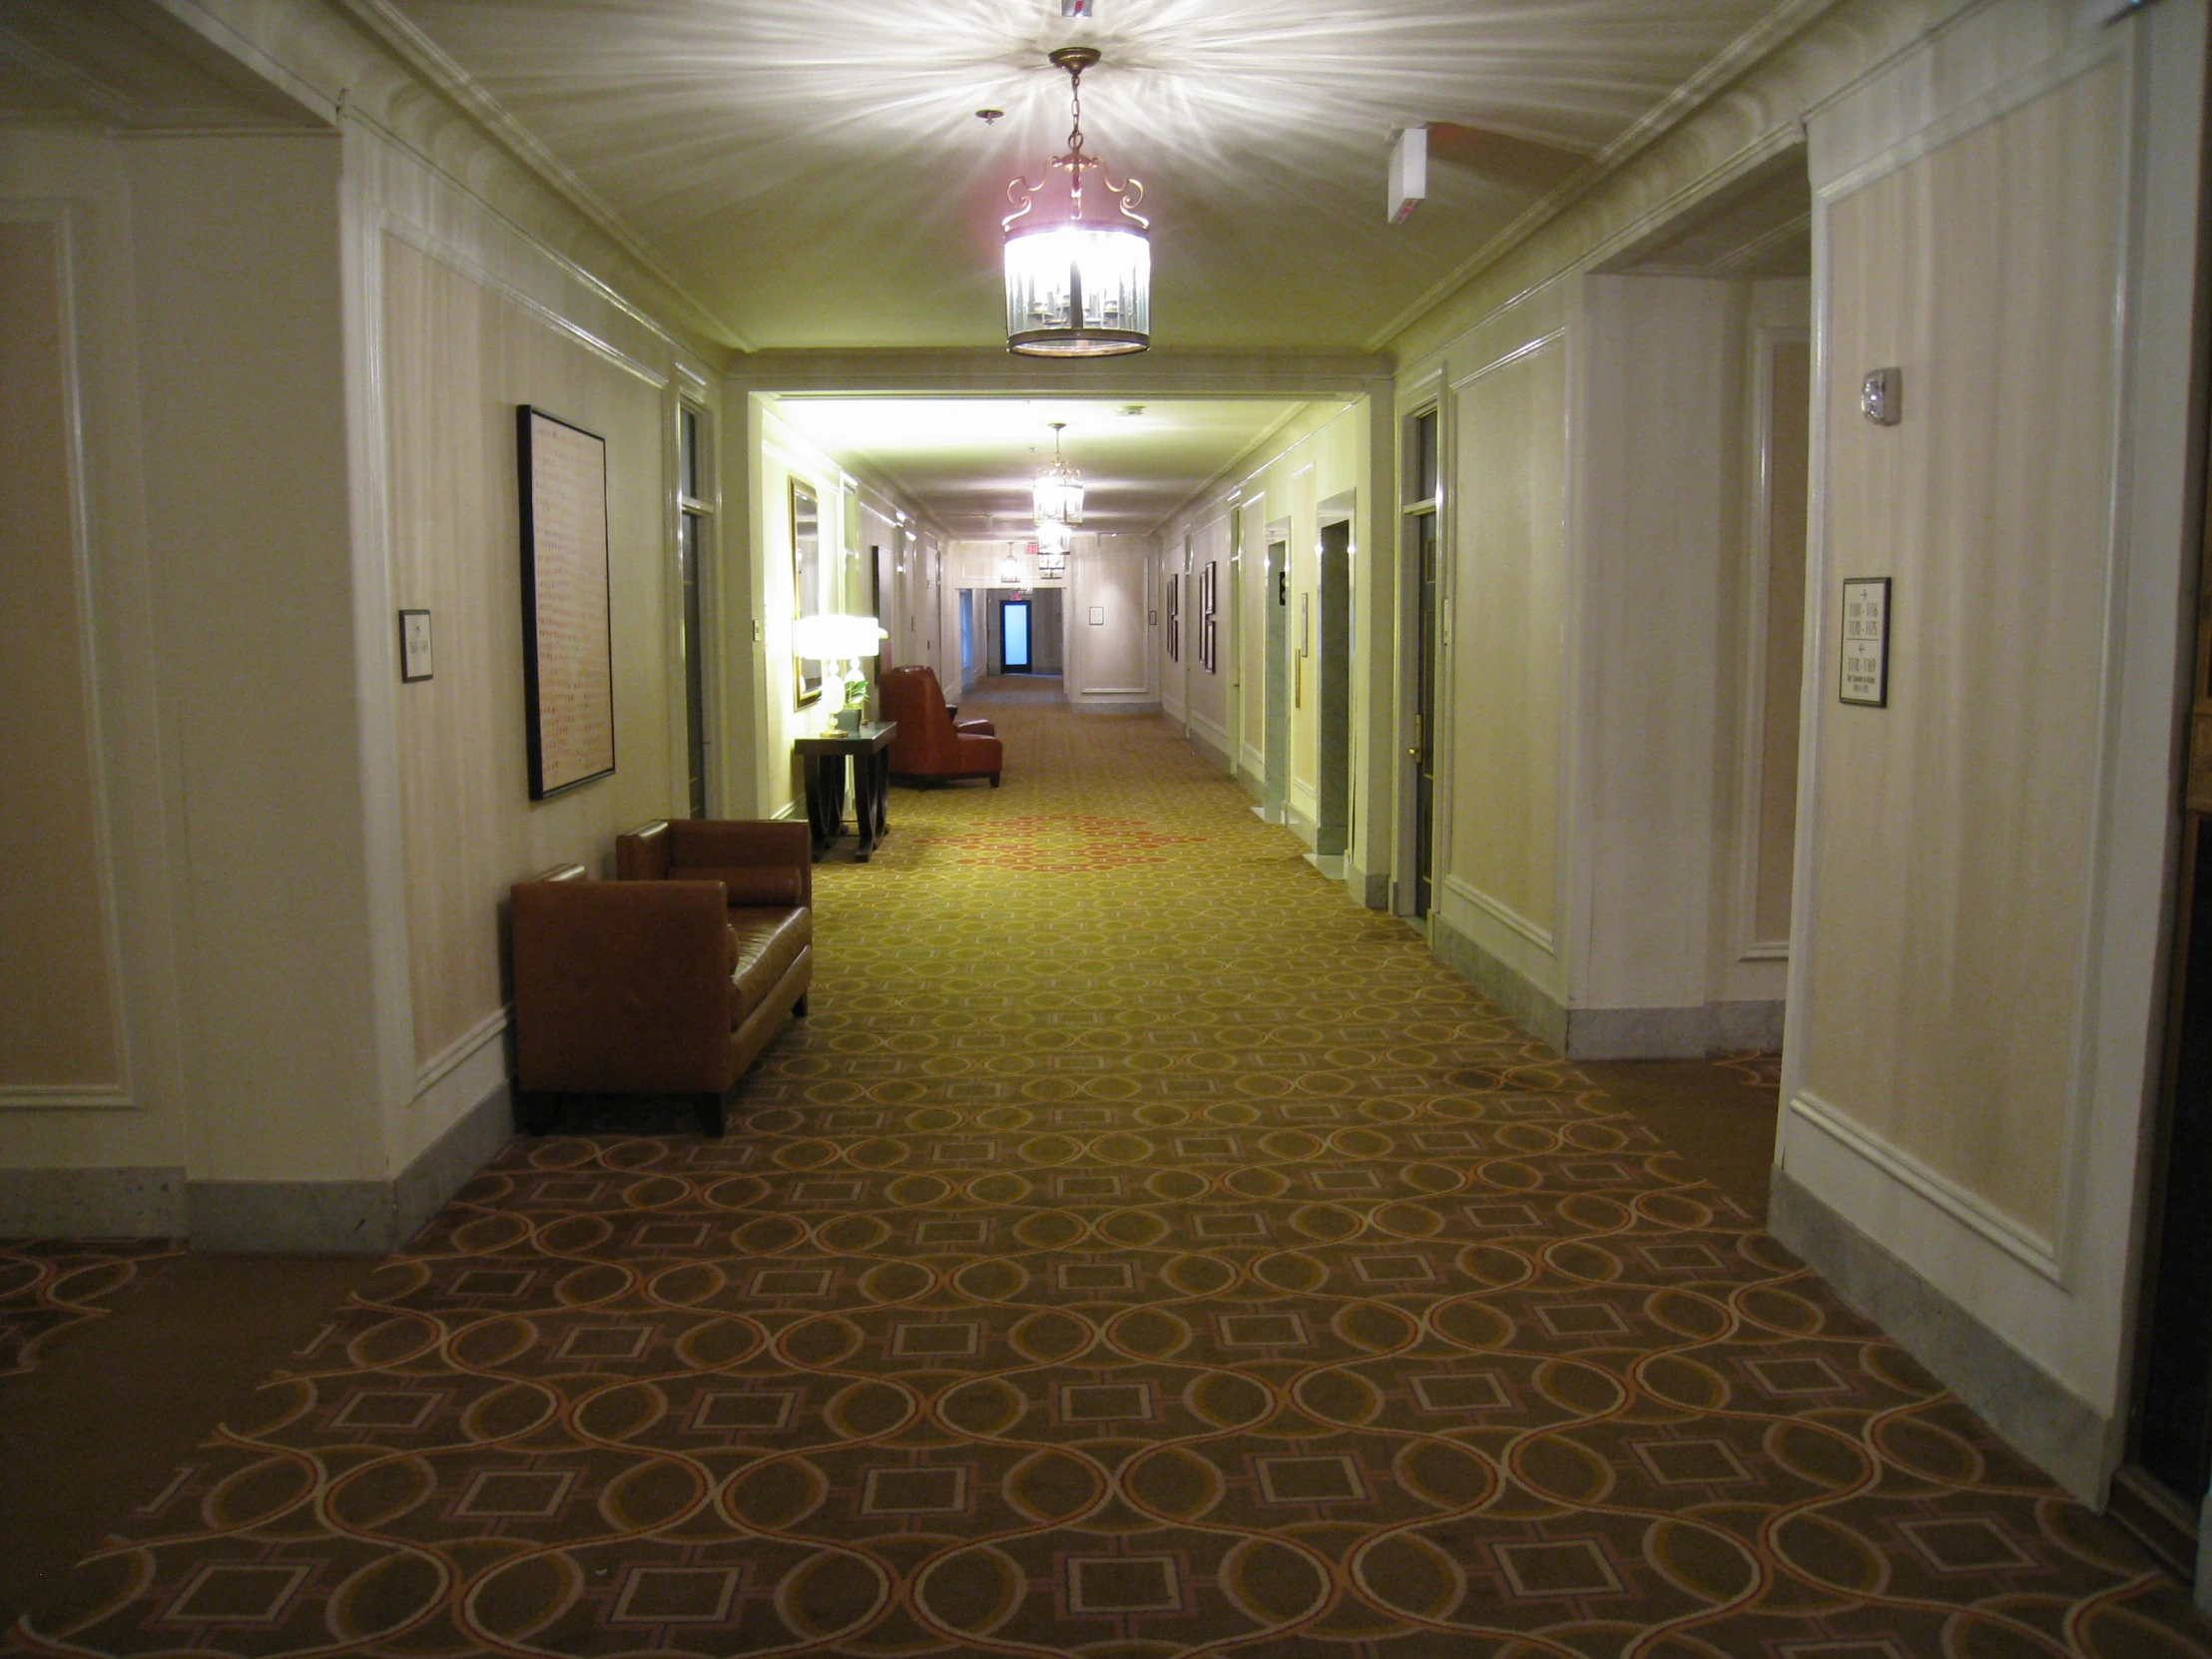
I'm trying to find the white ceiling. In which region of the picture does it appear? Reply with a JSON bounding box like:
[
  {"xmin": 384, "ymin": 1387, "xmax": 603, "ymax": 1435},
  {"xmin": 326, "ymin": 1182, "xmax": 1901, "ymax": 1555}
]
[
  {"xmin": 361, "ymin": 0, "xmax": 1811, "ymax": 352},
  {"xmin": 772, "ymin": 396, "xmax": 1319, "ymax": 534}
]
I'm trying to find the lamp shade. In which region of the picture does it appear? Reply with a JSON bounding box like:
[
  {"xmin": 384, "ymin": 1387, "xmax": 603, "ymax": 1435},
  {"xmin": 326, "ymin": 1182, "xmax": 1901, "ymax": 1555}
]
[
  {"xmin": 1005, "ymin": 223, "xmax": 1150, "ymax": 357},
  {"xmin": 792, "ymin": 614, "xmax": 885, "ymax": 661}
]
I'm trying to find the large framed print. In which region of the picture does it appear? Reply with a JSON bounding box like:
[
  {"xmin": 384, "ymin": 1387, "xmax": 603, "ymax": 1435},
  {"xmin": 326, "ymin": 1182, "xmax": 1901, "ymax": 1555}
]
[
  {"xmin": 792, "ymin": 479, "xmax": 825, "ymax": 707},
  {"xmin": 1166, "ymin": 572, "xmax": 1180, "ymax": 663},
  {"xmin": 516, "ymin": 406, "xmax": 616, "ymax": 800}
]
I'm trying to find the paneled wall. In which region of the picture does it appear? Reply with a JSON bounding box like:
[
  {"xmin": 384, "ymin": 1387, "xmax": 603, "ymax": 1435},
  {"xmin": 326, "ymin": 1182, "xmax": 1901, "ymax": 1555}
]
[
  {"xmin": 1447, "ymin": 340, "xmax": 1567, "ymax": 957},
  {"xmin": 1067, "ymin": 536, "xmax": 1157, "ymax": 710},
  {"xmin": 1765, "ymin": 1, "xmax": 2206, "ymax": 1496},
  {"xmin": 0, "ymin": 219, "xmax": 122, "ymax": 1098},
  {"xmin": 383, "ymin": 236, "xmax": 677, "ymax": 1071}
]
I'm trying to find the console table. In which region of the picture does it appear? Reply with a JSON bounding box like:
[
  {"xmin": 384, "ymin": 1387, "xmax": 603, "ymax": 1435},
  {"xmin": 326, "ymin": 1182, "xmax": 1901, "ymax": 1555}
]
[{"xmin": 794, "ymin": 721, "xmax": 896, "ymax": 862}]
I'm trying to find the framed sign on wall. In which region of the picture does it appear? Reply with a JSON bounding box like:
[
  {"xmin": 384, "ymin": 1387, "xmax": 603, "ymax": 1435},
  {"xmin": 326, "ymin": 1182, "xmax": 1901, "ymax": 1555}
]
[
  {"xmin": 516, "ymin": 406, "xmax": 615, "ymax": 800},
  {"xmin": 1840, "ymin": 576, "xmax": 1891, "ymax": 707}
]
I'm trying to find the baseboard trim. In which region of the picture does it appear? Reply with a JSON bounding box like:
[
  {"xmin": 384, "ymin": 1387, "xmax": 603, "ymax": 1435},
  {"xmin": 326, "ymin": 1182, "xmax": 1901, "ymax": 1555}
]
[
  {"xmin": 0, "ymin": 1166, "xmax": 189, "ymax": 1237},
  {"xmin": 187, "ymin": 1076, "xmax": 515, "ymax": 1254},
  {"xmin": 1429, "ymin": 914, "xmax": 1570, "ymax": 1052},
  {"xmin": 1564, "ymin": 999, "xmax": 1786, "ymax": 1060},
  {"xmin": 1768, "ymin": 1166, "xmax": 2112, "ymax": 1501},
  {"xmin": 1069, "ymin": 699, "xmax": 1163, "ymax": 714}
]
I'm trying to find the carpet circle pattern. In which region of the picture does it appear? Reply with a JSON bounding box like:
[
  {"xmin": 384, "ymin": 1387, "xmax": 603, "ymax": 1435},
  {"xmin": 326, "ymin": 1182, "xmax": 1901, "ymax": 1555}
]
[{"xmin": 7, "ymin": 696, "xmax": 2203, "ymax": 1657}]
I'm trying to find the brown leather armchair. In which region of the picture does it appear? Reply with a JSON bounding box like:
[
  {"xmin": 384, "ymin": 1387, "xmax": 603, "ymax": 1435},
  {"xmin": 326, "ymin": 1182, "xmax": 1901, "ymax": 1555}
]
[
  {"xmin": 510, "ymin": 828, "xmax": 813, "ymax": 1138},
  {"xmin": 880, "ymin": 664, "xmax": 1003, "ymax": 786}
]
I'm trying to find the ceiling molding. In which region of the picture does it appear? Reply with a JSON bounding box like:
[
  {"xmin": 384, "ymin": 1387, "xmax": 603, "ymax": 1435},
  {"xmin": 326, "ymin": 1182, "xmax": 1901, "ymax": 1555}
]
[
  {"xmin": 1363, "ymin": 0, "xmax": 1846, "ymax": 351},
  {"xmin": 322, "ymin": 0, "xmax": 755, "ymax": 348},
  {"xmin": 730, "ymin": 348, "xmax": 1393, "ymax": 400}
]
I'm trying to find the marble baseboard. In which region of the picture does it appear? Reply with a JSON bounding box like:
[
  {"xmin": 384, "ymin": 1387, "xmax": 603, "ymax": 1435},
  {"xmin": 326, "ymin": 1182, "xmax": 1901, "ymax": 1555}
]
[
  {"xmin": 1565, "ymin": 999, "xmax": 1786, "ymax": 1059},
  {"xmin": 1347, "ymin": 860, "xmax": 1389, "ymax": 910},
  {"xmin": 0, "ymin": 1166, "xmax": 189, "ymax": 1237},
  {"xmin": 1424, "ymin": 919, "xmax": 1782, "ymax": 1062},
  {"xmin": 1429, "ymin": 915, "xmax": 1570, "ymax": 1052},
  {"xmin": 1770, "ymin": 1167, "xmax": 2114, "ymax": 1502},
  {"xmin": 1184, "ymin": 723, "xmax": 1235, "ymax": 772},
  {"xmin": 189, "ymin": 1078, "xmax": 515, "ymax": 1252}
]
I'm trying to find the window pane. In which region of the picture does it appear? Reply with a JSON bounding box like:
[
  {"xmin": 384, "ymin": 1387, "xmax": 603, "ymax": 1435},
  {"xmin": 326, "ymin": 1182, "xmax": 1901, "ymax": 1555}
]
[{"xmin": 1414, "ymin": 409, "xmax": 1438, "ymax": 502}]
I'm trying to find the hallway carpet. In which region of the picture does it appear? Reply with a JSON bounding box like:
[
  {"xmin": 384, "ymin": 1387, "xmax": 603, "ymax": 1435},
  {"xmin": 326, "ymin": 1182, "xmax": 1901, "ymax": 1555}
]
[
  {"xmin": 0, "ymin": 1238, "xmax": 181, "ymax": 1377},
  {"xmin": 9, "ymin": 698, "xmax": 2206, "ymax": 1658}
]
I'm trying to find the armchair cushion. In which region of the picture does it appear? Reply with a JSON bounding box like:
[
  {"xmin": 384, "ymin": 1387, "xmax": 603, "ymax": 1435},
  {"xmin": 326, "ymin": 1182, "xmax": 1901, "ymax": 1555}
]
[{"xmin": 729, "ymin": 908, "xmax": 813, "ymax": 1024}]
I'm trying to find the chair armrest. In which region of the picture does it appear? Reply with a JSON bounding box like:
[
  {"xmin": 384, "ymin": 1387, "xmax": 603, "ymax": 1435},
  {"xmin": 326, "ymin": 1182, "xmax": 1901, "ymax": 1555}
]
[
  {"xmin": 511, "ymin": 879, "xmax": 733, "ymax": 1093},
  {"xmin": 667, "ymin": 821, "xmax": 813, "ymax": 910}
]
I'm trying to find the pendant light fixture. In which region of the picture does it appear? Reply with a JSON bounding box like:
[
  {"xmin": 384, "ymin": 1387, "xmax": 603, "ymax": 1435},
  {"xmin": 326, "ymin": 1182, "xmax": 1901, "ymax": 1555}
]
[
  {"xmin": 1003, "ymin": 47, "xmax": 1150, "ymax": 357},
  {"xmin": 1032, "ymin": 421, "xmax": 1085, "ymax": 526}
]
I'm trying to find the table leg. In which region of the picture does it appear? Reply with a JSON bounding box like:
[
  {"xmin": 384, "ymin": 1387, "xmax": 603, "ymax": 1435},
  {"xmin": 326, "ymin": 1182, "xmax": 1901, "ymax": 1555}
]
[
  {"xmin": 853, "ymin": 750, "xmax": 880, "ymax": 861},
  {"xmin": 826, "ymin": 757, "xmax": 849, "ymax": 850},
  {"xmin": 802, "ymin": 756, "xmax": 829, "ymax": 859},
  {"xmin": 871, "ymin": 748, "xmax": 891, "ymax": 844},
  {"xmin": 804, "ymin": 754, "xmax": 847, "ymax": 860}
]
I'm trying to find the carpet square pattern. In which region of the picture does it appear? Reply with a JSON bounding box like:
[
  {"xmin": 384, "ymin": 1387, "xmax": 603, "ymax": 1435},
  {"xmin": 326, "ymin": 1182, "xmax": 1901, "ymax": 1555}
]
[{"xmin": 8, "ymin": 695, "xmax": 2207, "ymax": 1657}]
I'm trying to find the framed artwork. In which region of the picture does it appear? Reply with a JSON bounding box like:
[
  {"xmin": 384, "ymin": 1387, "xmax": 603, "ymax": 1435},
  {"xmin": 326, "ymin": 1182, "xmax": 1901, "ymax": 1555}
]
[
  {"xmin": 516, "ymin": 406, "xmax": 615, "ymax": 800},
  {"xmin": 792, "ymin": 479, "xmax": 825, "ymax": 707},
  {"xmin": 1201, "ymin": 559, "xmax": 1219, "ymax": 674},
  {"xmin": 1167, "ymin": 572, "xmax": 1180, "ymax": 662}
]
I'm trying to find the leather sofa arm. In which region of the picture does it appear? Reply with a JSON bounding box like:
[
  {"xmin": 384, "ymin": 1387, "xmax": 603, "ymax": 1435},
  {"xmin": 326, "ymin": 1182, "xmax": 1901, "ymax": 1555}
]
[
  {"xmin": 511, "ymin": 878, "xmax": 734, "ymax": 1093},
  {"xmin": 615, "ymin": 822, "xmax": 673, "ymax": 881}
]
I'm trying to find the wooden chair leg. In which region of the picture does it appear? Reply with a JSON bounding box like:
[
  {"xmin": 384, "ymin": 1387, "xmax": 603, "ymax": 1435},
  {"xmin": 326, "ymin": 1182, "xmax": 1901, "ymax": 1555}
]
[
  {"xmin": 696, "ymin": 1092, "xmax": 727, "ymax": 1139},
  {"xmin": 990, "ymin": 773, "xmax": 1001, "ymax": 788},
  {"xmin": 794, "ymin": 994, "xmax": 810, "ymax": 1017}
]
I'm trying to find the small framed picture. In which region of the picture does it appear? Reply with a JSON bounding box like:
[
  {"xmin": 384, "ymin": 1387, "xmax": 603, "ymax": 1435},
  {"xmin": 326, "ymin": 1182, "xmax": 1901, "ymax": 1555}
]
[
  {"xmin": 398, "ymin": 608, "xmax": 433, "ymax": 682},
  {"xmin": 1089, "ymin": 605, "xmax": 1105, "ymax": 626},
  {"xmin": 1839, "ymin": 577, "xmax": 1891, "ymax": 707}
]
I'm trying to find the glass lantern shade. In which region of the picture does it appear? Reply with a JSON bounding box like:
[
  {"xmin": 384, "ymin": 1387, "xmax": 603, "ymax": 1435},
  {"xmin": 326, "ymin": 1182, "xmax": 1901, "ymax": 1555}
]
[
  {"xmin": 1033, "ymin": 472, "xmax": 1085, "ymax": 526},
  {"xmin": 1004, "ymin": 222, "xmax": 1150, "ymax": 357},
  {"xmin": 1034, "ymin": 519, "xmax": 1072, "ymax": 556}
]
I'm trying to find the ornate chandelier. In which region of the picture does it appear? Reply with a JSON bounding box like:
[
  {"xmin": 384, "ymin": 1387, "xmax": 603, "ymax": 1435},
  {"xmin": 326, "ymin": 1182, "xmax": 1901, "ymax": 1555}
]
[
  {"xmin": 1003, "ymin": 47, "xmax": 1150, "ymax": 357},
  {"xmin": 1032, "ymin": 421, "xmax": 1085, "ymax": 525}
]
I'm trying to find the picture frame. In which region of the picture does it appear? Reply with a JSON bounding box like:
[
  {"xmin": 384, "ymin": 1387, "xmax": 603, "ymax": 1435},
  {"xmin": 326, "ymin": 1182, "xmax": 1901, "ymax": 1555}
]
[
  {"xmin": 1166, "ymin": 572, "xmax": 1180, "ymax": 663},
  {"xmin": 1203, "ymin": 616, "xmax": 1217, "ymax": 674},
  {"xmin": 517, "ymin": 406, "xmax": 616, "ymax": 800},
  {"xmin": 791, "ymin": 478, "xmax": 825, "ymax": 707},
  {"xmin": 397, "ymin": 609, "xmax": 433, "ymax": 683}
]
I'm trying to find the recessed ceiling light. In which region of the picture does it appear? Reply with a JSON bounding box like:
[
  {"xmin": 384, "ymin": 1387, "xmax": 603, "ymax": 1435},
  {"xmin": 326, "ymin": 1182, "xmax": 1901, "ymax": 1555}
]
[{"xmin": 1119, "ymin": 404, "xmax": 1145, "ymax": 416}]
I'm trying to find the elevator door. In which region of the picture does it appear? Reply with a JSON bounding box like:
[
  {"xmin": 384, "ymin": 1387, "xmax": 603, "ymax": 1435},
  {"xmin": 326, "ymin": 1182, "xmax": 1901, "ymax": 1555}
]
[{"xmin": 1002, "ymin": 599, "xmax": 1032, "ymax": 673}]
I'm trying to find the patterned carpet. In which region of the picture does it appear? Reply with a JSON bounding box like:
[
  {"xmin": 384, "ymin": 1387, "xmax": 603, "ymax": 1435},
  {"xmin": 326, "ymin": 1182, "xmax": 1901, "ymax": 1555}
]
[
  {"xmin": 0, "ymin": 1239, "xmax": 180, "ymax": 1377},
  {"xmin": 8, "ymin": 693, "xmax": 2207, "ymax": 1657}
]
